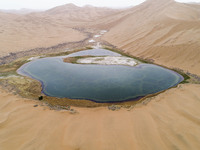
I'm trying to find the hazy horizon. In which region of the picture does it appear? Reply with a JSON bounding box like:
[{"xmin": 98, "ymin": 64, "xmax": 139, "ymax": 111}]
[{"xmin": 0, "ymin": 0, "xmax": 199, "ymax": 10}]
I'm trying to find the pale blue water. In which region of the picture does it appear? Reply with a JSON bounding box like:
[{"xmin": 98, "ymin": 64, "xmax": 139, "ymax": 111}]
[{"xmin": 18, "ymin": 49, "xmax": 183, "ymax": 103}]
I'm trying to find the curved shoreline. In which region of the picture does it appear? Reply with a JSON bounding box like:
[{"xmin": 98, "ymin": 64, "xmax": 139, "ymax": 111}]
[
  {"xmin": 0, "ymin": 27, "xmax": 199, "ymax": 107},
  {"xmin": 15, "ymin": 50, "xmax": 184, "ymax": 107},
  {"xmin": 0, "ymin": 46, "xmax": 197, "ymax": 108}
]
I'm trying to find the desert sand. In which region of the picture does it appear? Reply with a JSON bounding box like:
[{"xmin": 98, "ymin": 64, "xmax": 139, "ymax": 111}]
[
  {"xmin": 0, "ymin": 0, "xmax": 200, "ymax": 149},
  {"xmin": 1, "ymin": 84, "xmax": 200, "ymax": 150},
  {"xmin": 103, "ymin": 0, "xmax": 200, "ymax": 75},
  {"xmin": 0, "ymin": 12, "xmax": 86, "ymax": 57}
]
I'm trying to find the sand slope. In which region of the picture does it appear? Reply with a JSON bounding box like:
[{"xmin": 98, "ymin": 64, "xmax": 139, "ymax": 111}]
[
  {"xmin": 44, "ymin": 4, "xmax": 120, "ymax": 22},
  {"xmin": 0, "ymin": 0, "xmax": 200, "ymax": 149},
  {"xmin": 0, "ymin": 4, "xmax": 120, "ymax": 57},
  {"xmin": 0, "ymin": 84, "xmax": 200, "ymax": 150},
  {"xmin": 103, "ymin": 0, "xmax": 200, "ymax": 75},
  {"xmin": 0, "ymin": 12, "xmax": 86, "ymax": 57}
]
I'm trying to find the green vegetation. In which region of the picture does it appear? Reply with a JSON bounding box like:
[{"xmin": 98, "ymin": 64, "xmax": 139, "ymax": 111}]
[
  {"xmin": 0, "ymin": 57, "xmax": 29, "ymax": 77},
  {"xmin": 63, "ymin": 55, "xmax": 97, "ymax": 63},
  {"xmin": 85, "ymin": 46, "xmax": 93, "ymax": 49},
  {"xmin": 0, "ymin": 56, "xmax": 42, "ymax": 99},
  {"xmin": 171, "ymin": 68, "xmax": 190, "ymax": 84}
]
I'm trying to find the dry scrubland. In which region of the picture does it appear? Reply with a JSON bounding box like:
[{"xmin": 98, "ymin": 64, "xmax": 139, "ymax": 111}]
[{"xmin": 0, "ymin": 0, "xmax": 200, "ymax": 149}]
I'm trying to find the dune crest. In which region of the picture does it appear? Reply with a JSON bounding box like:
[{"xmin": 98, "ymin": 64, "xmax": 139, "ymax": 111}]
[
  {"xmin": 0, "ymin": 0, "xmax": 200, "ymax": 149},
  {"xmin": 102, "ymin": 0, "xmax": 200, "ymax": 75}
]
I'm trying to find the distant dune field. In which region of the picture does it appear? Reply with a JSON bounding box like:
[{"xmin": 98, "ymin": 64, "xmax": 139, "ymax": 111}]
[
  {"xmin": 0, "ymin": 0, "xmax": 200, "ymax": 150},
  {"xmin": 0, "ymin": 12, "xmax": 86, "ymax": 57}
]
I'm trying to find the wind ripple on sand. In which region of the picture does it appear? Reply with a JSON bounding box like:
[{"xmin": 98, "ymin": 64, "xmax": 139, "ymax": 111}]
[{"xmin": 0, "ymin": 84, "xmax": 200, "ymax": 150}]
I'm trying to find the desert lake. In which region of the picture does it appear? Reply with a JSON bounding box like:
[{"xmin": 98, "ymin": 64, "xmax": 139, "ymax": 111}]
[{"xmin": 18, "ymin": 49, "xmax": 183, "ymax": 103}]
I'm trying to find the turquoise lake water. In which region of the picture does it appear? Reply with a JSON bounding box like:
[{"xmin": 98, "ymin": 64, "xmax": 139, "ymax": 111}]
[{"xmin": 18, "ymin": 49, "xmax": 183, "ymax": 103}]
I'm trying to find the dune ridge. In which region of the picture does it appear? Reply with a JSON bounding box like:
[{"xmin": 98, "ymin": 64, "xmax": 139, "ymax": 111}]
[
  {"xmin": 0, "ymin": 0, "xmax": 200, "ymax": 149},
  {"xmin": 102, "ymin": 0, "xmax": 200, "ymax": 75},
  {"xmin": 44, "ymin": 4, "xmax": 120, "ymax": 21},
  {"xmin": 0, "ymin": 4, "xmax": 120, "ymax": 57},
  {"xmin": 0, "ymin": 13, "xmax": 86, "ymax": 57}
]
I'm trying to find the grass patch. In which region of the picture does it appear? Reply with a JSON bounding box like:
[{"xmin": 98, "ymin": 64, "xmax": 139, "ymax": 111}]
[
  {"xmin": 0, "ymin": 57, "xmax": 30, "ymax": 77},
  {"xmin": 63, "ymin": 57, "xmax": 77, "ymax": 63},
  {"xmin": 0, "ymin": 76, "xmax": 42, "ymax": 99},
  {"xmin": 171, "ymin": 68, "xmax": 190, "ymax": 84},
  {"xmin": 85, "ymin": 46, "xmax": 93, "ymax": 49},
  {"xmin": 63, "ymin": 55, "xmax": 95, "ymax": 63}
]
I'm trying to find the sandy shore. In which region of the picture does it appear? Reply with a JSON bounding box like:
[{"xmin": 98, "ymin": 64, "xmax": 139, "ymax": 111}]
[
  {"xmin": 77, "ymin": 56, "xmax": 138, "ymax": 66},
  {"xmin": 0, "ymin": 83, "xmax": 200, "ymax": 150},
  {"xmin": 0, "ymin": 0, "xmax": 200, "ymax": 149}
]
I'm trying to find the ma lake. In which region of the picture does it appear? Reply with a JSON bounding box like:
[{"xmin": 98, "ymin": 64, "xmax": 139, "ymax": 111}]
[{"xmin": 18, "ymin": 49, "xmax": 183, "ymax": 103}]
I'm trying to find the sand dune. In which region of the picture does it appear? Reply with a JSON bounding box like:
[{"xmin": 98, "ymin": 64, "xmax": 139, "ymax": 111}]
[
  {"xmin": 0, "ymin": 84, "xmax": 200, "ymax": 150},
  {"xmin": 45, "ymin": 4, "xmax": 120, "ymax": 21},
  {"xmin": 0, "ymin": 12, "xmax": 86, "ymax": 57},
  {"xmin": 0, "ymin": 4, "xmax": 120, "ymax": 57},
  {"xmin": 0, "ymin": 0, "xmax": 200, "ymax": 149},
  {"xmin": 103, "ymin": 0, "xmax": 200, "ymax": 75}
]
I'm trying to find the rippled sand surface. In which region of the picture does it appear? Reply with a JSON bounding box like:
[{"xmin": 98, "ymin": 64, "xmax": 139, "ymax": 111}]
[
  {"xmin": 0, "ymin": 0, "xmax": 200, "ymax": 149},
  {"xmin": 0, "ymin": 84, "xmax": 200, "ymax": 150}
]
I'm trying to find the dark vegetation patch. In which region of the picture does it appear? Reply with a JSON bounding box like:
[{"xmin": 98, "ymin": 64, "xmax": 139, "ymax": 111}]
[
  {"xmin": 172, "ymin": 68, "xmax": 190, "ymax": 84},
  {"xmin": 172, "ymin": 68, "xmax": 200, "ymax": 84},
  {"xmin": 63, "ymin": 55, "xmax": 95, "ymax": 63}
]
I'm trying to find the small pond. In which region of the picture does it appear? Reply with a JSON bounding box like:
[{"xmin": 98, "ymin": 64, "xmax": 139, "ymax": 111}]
[{"xmin": 18, "ymin": 49, "xmax": 183, "ymax": 103}]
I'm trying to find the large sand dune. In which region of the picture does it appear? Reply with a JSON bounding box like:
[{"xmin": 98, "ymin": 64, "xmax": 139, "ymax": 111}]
[
  {"xmin": 0, "ymin": 4, "xmax": 119, "ymax": 57},
  {"xmin": 103, "ymin": 0, "xmax": 200, "ymax": 75},
  {"xmin": 0, "ymin": 84, "xmax": 200, "ymax": 150},
  {"xmin": 0, "ymin": 12, "xmax": 86, "ymax": 57},
  {"xmin": 0, "ymin": 0, "xmax": 200, "ymax": 149},
  {"xmin": 45, "ymin": 4, "xmax": 120, "ymax": 21}
]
